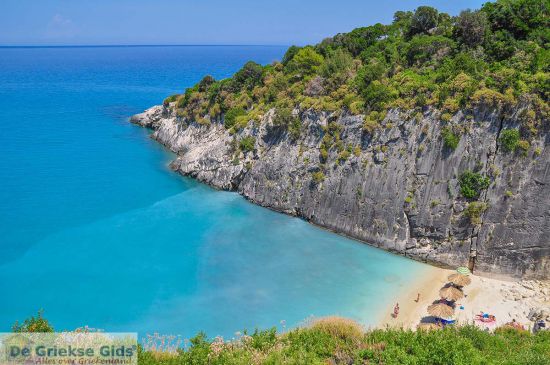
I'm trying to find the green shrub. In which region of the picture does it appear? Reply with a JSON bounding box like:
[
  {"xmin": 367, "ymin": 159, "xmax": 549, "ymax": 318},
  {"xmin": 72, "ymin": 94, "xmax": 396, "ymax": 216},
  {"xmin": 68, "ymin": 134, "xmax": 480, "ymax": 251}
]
[
  {"xmin": 337, "ymin": 150, "xmax": 351, "ymax": 163},
  {"xmin": 287, "ymin": 47, "xmax": 324, "ymax": 75},
  {"xmin": 312, "ymin": 171, "xmax": 325, "ymax": 183},
  {"xmin": 163, "ymin": 94, "xmax": 179, "ymax": 106},
  {"xmin": 408, "ymin": 6, "xmax": 439, "ymax": 36},
  {"xmin": 12, "ymin": 310, "xmax": 54, "ymax": 333},
  {"xmin": 197, "ymin": 75, "xmax": 215, "ymax": 92},
  {"xmin": 224, "ymin": 107, "xmax": 246, "ymax": 129},
  {"xmin": 459, "ymin": 170, "xmax": 491, "ymax": 199},
  {"xmin": 453, "ymin": 9, "xmax": 488, "ymax": 47},
  {"xmin": 320, "ymin": 48, "xmax": 354, "ymax": 87},
  {"xmin": 239, "ymin": 136, "xmax": 256, "ymax": 153},
  {"xmin": 273, "ymin": 107, "xmax": 295, "ymax": 127},
  {"xmin": 17, "ymin": 312, "xmax": 550, "ymax": 364},
  {"xmin": 320, "ymin": 147, "xmax": 329, "ymax": 162},
  {"xmin": 499, "ymin": 128, "xmax": 520, "ymax": 152},
  {"xmin": 442, "ymin": 127, "xmax": 460, "ymax": 150},
  {"xmin": 355, "ymin": 59, "xmax": 387, "ymax": 93},
  {"xmin": 362, "ymin": 81, "xmax": 395, "ymax": 110},
  {"xmin": 288, "ymin": 118, "xmax": 302, "ymax": 140},
  {"xmin": 248, "ymin": 327, "xmax": 277, "ymax": 351},
  {"xmin": 517, "ymin": 139, "xmax": 530, "ymax": 155},
  {"xmin": 341, "ymin": 24, "xmax": 387, "ymax": 56},
  {"xmin": 407, "ymin": 35, "xmax": 456, "ymax": 66},
  {"xmin": 233, "ymin": 61, "xmax": 264, "ymax": 90},
  {"xmin": 464, "ymin": 201, "xmax": 488, "ymax": 224},
  {"xmin": 281, "ymin": 45, "xmax": 301, "ymax": 65}
]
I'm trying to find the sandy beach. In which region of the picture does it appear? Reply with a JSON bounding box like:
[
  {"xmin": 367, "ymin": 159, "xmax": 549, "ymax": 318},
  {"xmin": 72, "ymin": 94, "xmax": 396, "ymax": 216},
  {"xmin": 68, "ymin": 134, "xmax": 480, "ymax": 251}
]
[{"xmin": 380, "ymin": 266, "xmax": 550, "ymax": 331}]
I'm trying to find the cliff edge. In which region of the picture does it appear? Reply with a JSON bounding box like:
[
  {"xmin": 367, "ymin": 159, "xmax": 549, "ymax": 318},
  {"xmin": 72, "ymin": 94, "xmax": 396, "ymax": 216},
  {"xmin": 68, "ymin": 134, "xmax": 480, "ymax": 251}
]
[
  {"xmin": 131, "ymin": 103, "xmax": 549, "ymax": 279},
  {"xmin": 130, "ymin": 1, "xmax": 549, "ymax": 278}
]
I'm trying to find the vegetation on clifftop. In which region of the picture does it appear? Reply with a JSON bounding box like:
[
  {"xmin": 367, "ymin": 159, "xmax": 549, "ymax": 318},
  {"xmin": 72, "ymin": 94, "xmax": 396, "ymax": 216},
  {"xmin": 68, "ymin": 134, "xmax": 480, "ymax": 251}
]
[
  {"xmin": 13, "ymin": 313, "xmax": 550, "ymax": 364},
  {"xmin": 168, "ymin": 0, "xmax": 548, "ymax": 144},
  {"xmin": 138, "ymin": 320, "xmax": 550, "ymax": 365}
]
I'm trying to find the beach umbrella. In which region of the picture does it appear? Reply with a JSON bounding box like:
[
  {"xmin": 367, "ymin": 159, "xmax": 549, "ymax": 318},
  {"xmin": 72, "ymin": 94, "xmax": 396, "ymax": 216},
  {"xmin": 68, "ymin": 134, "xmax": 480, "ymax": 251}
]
[
  {"xmin": 457, "ymin": 267, "xmax": 471, "ymax": 275},
  {"xmin": 439, "ymin": 286, "xmax": 464, "ymax": 301},
  {"xmin": 448, "ymin": 273, "xmax": 472, "ymax": 287},
  {"xmin": 417, "ymin": 323, "xmax": 441, "ymax": 331},
  {"xmin": 428, "ymin": 303, "xmax": 455, "ymax": 318}
]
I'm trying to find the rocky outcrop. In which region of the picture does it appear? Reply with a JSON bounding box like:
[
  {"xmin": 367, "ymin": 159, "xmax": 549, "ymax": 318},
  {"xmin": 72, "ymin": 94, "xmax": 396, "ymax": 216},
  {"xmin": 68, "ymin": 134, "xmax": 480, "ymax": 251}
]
[{"xmin": 130, "ymin": 103, "xmax": 550, "ymax": 279}]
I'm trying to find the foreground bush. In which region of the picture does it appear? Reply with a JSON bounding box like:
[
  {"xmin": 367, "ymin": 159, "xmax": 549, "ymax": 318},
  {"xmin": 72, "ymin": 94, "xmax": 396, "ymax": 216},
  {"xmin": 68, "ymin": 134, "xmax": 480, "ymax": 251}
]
[
  {"xmin": 138, "ymin": 317, "xmax": 550, "ymax": 365},
  {"xmin": 11, "ymin": 313, "xmax": 549, "ymax": 364}
]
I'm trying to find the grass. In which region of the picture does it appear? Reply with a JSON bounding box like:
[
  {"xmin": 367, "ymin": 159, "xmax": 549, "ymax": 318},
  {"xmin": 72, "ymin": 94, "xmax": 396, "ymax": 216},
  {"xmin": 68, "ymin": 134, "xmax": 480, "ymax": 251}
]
[
  {"xmin": 12, "ymin": 312, "xmax": 550, "ymax": 364},
  {"xmin": 136, "ymin": 317, "xmax": 550, "ymax": 365}
]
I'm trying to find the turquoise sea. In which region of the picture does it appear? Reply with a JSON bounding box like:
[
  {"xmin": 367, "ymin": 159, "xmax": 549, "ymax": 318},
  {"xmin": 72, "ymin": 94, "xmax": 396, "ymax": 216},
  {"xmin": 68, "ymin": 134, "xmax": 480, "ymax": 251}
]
[{"xmin": 0, "ymin": 46, "xmax": 429, "ymax": 338}]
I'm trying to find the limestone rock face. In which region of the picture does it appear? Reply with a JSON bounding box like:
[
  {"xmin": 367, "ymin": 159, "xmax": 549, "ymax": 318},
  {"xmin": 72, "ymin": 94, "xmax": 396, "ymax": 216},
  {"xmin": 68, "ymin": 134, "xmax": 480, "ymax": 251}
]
[{"xmin": 130, "ymin": 104, "xmax": 550, "ymax": 279}]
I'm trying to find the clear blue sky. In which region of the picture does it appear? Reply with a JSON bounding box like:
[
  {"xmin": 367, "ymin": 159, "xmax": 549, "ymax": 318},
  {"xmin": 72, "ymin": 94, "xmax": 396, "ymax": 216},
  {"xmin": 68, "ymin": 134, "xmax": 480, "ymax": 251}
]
[{"xmin": 1, "ymin": 0, "xmax": 486, "ymax": 46}]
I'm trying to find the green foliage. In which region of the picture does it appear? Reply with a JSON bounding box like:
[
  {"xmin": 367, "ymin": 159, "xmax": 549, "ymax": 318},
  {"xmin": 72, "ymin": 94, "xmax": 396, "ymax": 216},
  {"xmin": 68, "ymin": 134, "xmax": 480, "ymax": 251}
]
[
  {"xmin": 273, "ymin": 106, "xmax": 294, "ymax": 127},
  {"xmin": 239, "ymin": 136, "xmax": 256, "ymax": 153},
  {"xmin": 287, "ymin": 47, "xmax": 324, "ymax": 75},
  {"xmin": 442, "ymin": 127, "xmax": 460, "ymax": 150},
  {"xmin": 517, "ymin": 139, "xmax": 530, "ymax": 154},
  {"xmin": 459, "ymin": 170, "xmax": 491, "ymax": 199},
  {"xmin": 499, "ymin": 128, "xmax": 521, "ymax": 152},
  {"xmin": 135, "ymin": 321, "xmax": 550, "ymax": 365},
  {"xmin": 337, "ymin": 149, "xmax": 351, "ymax": 163},
  {"xmin": 288, "ymin": 118, "xmax": 302, "ymax": 140},
  {"xmin": 482, "ymin": 0, "xmax": 549, "ymax": 40},
  {"xmin": 12, "ymin": 311, "xmax": 536, "ymax": 365},
  {"xmin": 272, "ymin": 107, "xmax": 302, "ymax": 140},
  {"xmin": 12, "ymin": 310, "xmax": 54, "ymax": 333},
  {"xmin": 320, "ymin": 49, "xmax": 353, "ymax": 78},
  {"xmin": 224, "ymin": 107, "xmax": 246, "ymax": 129},
  {"xmin": 454, "ymin": 10, "xmax": 489, "ymax": 47},
  {"xmin": 281, "ymin": 45, "xmax": 301, "ymax": 65},
  {"xmin": 248, "ymin": 328, "xmax": 277, "ymax": 351},
  {"xmin": 160, "ymin": 0, "xmax": 548, "ymax": 142},
  {"xmin": 407, "ymin": 35, "xmax": 456, "ymax": 66},
  {"xmin": 355, "ymin": 59, "xmax": 387, "ymax": 95},
  {"xmin": 464, "ymin": 201, "xmax": 489, "ymax": 224},
  {"xmin": 197, "ymin": 75, "xmax": 215, "ymax": 92},
  {"xmin": 362, "ymin": 81, "xmax": 395, "ymax": 110},
  {"xmin": 312, "ymin": 171, "xmax": 325, "ymax": 183},
  {"xmin": 408, "ymin": 6, "xmax": 439, "ymax": 37},
  {"xmin": 233, "ymin": 61, "xmax": 263, "ymax": 90},
  {"xmin": 320, "ymin": 48, "xmax": 354, "ymax": 88},
  {"xmin": 163, "ymin": 94, "xmax": 179, "ymax": 106},
  {"xmin": 341, "ymin": 24, "xmax": 387, "ymax": 56}
]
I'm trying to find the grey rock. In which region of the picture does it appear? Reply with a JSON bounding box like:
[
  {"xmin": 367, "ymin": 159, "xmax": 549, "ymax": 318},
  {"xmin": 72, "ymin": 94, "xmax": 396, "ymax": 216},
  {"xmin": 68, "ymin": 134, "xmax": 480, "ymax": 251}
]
[{"xmin": 130, "ymin": 103, "xmax": 550, "ymax": 279}]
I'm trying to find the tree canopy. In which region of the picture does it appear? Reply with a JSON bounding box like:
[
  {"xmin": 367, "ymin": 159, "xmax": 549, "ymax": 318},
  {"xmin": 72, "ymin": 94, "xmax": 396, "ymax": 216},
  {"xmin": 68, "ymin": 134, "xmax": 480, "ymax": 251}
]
[{"xmin": 167, "ymin": 0, "xmax": 548, "ymax": 140}]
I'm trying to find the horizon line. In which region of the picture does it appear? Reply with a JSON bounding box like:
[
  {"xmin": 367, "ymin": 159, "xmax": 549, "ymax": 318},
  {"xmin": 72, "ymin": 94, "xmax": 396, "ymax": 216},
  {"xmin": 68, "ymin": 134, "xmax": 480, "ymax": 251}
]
[{"xmin": 0, "ymin": 44, "xmax": 291, "ymax": 49}]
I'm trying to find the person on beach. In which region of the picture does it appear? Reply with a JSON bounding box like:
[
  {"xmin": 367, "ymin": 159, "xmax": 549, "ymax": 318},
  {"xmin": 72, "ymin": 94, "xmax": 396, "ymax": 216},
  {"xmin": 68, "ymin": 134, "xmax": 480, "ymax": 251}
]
[
  {"xmin": 415, "ymin": 293, "xmax": 420, "ymax": 302},
  {"xmin": 393, "ymin": 303, "xmax": 400, "ymax": 318}
]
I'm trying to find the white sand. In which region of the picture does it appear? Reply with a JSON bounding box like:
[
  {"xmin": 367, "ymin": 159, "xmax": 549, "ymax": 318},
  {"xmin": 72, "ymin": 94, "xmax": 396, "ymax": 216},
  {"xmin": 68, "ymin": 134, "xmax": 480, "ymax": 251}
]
[{"xmin": 379, "ymin": 266, "xmax": 550, "ymax": 331}]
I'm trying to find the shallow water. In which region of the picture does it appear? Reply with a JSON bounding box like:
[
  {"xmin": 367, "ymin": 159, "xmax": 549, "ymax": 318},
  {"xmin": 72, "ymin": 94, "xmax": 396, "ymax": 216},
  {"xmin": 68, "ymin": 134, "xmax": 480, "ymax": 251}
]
[{"xmin": 0, "ymin": 46, "xmax": 430, "ymax": 338}]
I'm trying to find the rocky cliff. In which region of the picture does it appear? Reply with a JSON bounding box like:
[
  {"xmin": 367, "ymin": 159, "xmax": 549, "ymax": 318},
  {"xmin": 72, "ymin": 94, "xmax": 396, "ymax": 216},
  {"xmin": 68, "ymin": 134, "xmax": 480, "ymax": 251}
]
[{"xmin": 131, "ymin": 103, "xmax": 549, "ymax": 279}]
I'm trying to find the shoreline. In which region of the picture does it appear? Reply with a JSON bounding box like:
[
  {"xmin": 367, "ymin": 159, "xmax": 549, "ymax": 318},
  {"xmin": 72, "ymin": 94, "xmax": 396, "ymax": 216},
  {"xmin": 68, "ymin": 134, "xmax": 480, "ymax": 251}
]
[
  {"xmin": 378, "ymin": 267, "xmax": 550, "ymax": 331},
  {"xmin": 378, "ymin": 266, "xmax": 450, "ymax": 330},
  {"xmin": 131, "ymin": 104, "xmax": 549, "ymax": 280}
]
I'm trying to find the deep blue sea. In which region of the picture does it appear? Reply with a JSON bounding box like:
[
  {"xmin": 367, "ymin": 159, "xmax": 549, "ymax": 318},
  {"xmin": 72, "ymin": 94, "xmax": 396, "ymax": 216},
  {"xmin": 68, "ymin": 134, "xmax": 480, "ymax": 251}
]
[{"xmin": 0, "ymin": 46, "xmax": 429, "ymax": 338}]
